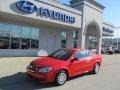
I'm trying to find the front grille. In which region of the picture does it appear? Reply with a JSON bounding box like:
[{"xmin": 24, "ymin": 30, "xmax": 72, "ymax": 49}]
[
  {"xmin": 28, "ymin": 64, "xmax": 38, "ymax": 72},
  {"xmin": 28, "ymin": 63, "xmax": 44, "ymax": 72}
]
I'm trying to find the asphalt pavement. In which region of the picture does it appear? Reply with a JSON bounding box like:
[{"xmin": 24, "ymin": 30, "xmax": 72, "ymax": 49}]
[{"xmin": 0, "ymin": 55, "xmax": 120, "ymax": 90}]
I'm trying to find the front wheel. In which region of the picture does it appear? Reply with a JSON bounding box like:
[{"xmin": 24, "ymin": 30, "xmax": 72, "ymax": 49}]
[
  {"xmin": 55, "ymin": 70, "xmax": 67, "ymax": 86},
  {"xmin": 92, "ymin": 63, "xmax": 100, "ymax": 74}
]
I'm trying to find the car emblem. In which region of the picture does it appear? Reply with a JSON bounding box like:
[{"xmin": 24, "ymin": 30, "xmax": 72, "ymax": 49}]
[{"xmin": 16, "ymin": 0, "xmax": 37, "ymax": 13}]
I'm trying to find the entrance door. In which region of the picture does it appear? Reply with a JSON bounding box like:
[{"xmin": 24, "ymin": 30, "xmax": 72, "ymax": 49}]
[{"xmin": 85, "ymin": 23, "xmax": 100, "ymax": 51}]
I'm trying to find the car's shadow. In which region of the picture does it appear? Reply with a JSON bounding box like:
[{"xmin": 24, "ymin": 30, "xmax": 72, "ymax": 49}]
[
  {"xmin": 0, "ymin": 72, "xmax": 92, "ymax": 90},
  {"xmin": 68, "ymin": 72, "xmax": 92, "ymax": 81}
]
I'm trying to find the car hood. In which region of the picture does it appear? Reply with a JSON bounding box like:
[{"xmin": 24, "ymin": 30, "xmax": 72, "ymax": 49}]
[{"xmin": 31, "ymin": 57, "xmax": 65, "ymax": 67}]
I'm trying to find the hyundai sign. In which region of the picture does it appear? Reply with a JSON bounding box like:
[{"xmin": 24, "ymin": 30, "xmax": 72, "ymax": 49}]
[
  {"xmin": 103, "ymin": 27, "xmax": 113, "ymax": 34},
  {"xmin": 16, "ymin": 1, "xmax": 37, "ymax": 13},
  {"xmin": 16, "ymin": 0, "xmax": 75, "ymax": 23}
]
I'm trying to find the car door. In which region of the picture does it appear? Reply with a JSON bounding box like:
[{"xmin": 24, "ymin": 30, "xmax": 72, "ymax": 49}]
[
  {"xmin": 84, "ymin": 51, "xmax": 98, "ymax": 72},
  {"xmin": 81, "ymin": 51, "xmax": 95, "ymax": 72},
  {"xmin": 69, "ymin": 50, "xmax": 89, "ymax": 76}
]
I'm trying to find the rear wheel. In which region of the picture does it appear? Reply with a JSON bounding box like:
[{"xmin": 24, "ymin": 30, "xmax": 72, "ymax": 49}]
[
  {"xmin": 92, "ymin": 63, "xmax": 100, "ymax": 74},
  {"xmin": 55, "ymin": 70, "xmax": 67, "ymax": 86}
]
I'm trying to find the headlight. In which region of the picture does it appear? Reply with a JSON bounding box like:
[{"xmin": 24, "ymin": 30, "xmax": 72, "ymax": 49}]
[{"xmin": 38, "ymin": 67, "xmax": 53, "ymax": 73}]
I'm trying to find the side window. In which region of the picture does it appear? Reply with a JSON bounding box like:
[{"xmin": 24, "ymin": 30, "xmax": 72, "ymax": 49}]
[
  {"xmin": 75, "ymin": 51, "xmax": 88, "ymax": 59},
  {"xmin": 88, "ymin": 51, "xmax": 95, "ymax": 56},
  {"xmin": 74, "ymin": 50, "xmax": 94, "ymax": 60}
]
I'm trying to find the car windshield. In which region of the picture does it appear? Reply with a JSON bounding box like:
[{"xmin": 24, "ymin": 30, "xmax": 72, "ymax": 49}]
[{"xmin": 48, "ymin": 49, "xmax": 74, "ymax": 60}]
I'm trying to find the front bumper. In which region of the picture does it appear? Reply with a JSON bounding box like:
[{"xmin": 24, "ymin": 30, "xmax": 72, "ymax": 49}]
[{"xmin": 26, "ymin": 69, "xmax": 55, "ymax": 83}]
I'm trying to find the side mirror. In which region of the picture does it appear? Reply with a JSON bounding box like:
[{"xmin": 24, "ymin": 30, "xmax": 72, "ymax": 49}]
[{"xmin": 71, "ymin": 57, "xmax": 79, "ymax": 63}]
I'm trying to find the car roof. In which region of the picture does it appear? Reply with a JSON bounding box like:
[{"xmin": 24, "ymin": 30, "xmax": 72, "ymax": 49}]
[{"xmin": 62, "ymin": 48, "xmax": 86, "ymax": 51}]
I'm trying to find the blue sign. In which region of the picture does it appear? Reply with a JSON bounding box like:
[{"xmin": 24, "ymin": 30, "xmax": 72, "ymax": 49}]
[
  {"xmin": 16, "ymin": 0, "xmax": 37, "ymax": 13},
  {"xmin": 103, "ymin": 27, "xmax": 114, "ymax": 34},
  {"xmin": 16, "ymin": 0, "xmax": 75, "ymax": 23}
]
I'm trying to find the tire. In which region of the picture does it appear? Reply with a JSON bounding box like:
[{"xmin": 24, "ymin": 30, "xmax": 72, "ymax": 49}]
[
  {"xmin": 55, "ymin": 70, "xmax": 67, "ymax": 86},
  {"xmin": 92, "ymin": 63, "xmax": 100, "ymax": 74}
]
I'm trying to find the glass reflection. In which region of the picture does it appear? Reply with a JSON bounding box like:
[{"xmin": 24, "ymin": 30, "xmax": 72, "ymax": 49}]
[
  {"xmin": 61, "ymin": 32, "xmax": 67, "ymax": 48},
  {"xmin": 11, "ymin": 25, "xmax": 21, "ymax": 49},
  {"xmin": 0, "ymin": 23, "xmax": 10, "ymax": 49},
  {"xmin": 31, "ymin": 28, "xmax": 39, "ymax": 48},
  {"xmin": 21, "ymin": 26, "xmax": 31, "ymax": 49},
  {"xmin": 0, "ymin": 22, "xmax": 39, "ymax": 49},
  {"xmin": 73, "ymin": 30, "xmax": 78, "ymax": 48}
]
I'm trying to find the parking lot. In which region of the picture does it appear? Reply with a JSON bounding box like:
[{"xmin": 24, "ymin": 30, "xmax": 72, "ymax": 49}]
[{"xmin": 0, "ymin": 55, "xmax": 120, "ymax": 90}]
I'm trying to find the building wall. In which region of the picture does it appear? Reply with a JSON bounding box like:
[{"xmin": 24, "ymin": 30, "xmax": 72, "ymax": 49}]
[
  {"xmin": 0, "ymin": 0, "xmax": 115, "ymax": 56},
  {"xmin": 0, "ymin": 0, "xmax": 81, "ymax": 56},
  {"xmin": 0, "ymin": 0, "xmax": 82, "ymax": 29},
  {"xmin": 39, "ymin": 26, "xmax": 73, "ymax": 53},
  {"xmin": 0, "ymin": 22, "xmax": 74, "ymax": 56},
  {"xmin": 70, "ymin": 0, "xmax": 104, "ymax": 53},
  {"xmin": 39, "ymin": 27, "xmax": 58, "ymax": 53},
  {"xmin": 0, "ymin": 49, "xmax": 38, "ymax": 57}
]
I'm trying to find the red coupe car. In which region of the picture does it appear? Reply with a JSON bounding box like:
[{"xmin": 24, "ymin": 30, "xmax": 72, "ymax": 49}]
[{"xmin": 27, "ymin": 48, "xmax": 102, "ymax": 85}]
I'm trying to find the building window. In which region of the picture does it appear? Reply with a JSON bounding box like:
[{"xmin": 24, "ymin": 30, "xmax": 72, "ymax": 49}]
[
  {"xmin": 0, "ymin": 23, "xmax": 10, "ymax": 49},
  {"xmin": 61, "ymin": 32, "xmax": 67, "ymax": 48},
  {"xmin": 21, "ymin": 26, "xmax": 31, "ymax": 49},
  {"xmin": 88, "ymin": 36, "xmax": 97, "ymax": 49},
  {"xmin": 31, "ymin": 27, "xmax": 39, "ymax": 48},
  {"xmin": 11, "ymin": 25, "xmax": 21, "ymax": 49},
  {"xmin": 73, "ymin": 30, "xmax": 78, "ymax": 48},
  {"xmin": 0, "ymin": 22, "xmax": 39, "ymax": 49}
]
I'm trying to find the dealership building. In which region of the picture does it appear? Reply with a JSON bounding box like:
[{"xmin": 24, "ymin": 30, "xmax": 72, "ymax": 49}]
[{"xmin": 0, "ymin": 0, "xmax": 114, "ymax": 56}]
